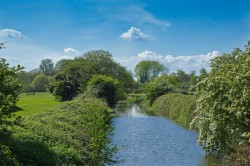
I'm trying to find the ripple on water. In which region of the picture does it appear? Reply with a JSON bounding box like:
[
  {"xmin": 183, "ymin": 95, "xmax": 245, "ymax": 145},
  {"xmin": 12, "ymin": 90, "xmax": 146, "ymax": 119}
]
[{"xmin": 111, "ymin": 105, "xmax": 206, "ymax": 166}]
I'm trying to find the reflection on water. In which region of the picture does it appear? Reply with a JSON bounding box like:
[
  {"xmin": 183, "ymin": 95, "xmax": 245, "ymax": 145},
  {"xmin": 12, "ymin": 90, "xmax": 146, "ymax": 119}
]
[
  {"xmin": 111, "ymin": 104, "xmax": 225, "ymax": 166},
  {"xmin": 114, "ymin": 104, "xmax": 146, "ymax": 117}
]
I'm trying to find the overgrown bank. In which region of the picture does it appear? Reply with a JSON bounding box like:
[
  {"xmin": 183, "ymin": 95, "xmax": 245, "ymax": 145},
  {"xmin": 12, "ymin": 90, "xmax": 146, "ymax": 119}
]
[
  {"xmin": 151, "ymin": 93, "xmax": 196, "ymax": 128},
  {"xmin": 0, "ymin": 97, "xmax": 118, "ymax": 166}
]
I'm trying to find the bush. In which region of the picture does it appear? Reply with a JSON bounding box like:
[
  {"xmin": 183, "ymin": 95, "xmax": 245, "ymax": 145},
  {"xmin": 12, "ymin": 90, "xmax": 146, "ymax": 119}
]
[
  {"xmin": 87, "ymin": 75, "xmax": 119, "ymax": 108},
  {"xmin": 144, "ymin": 76, "xmax": 175, "ymax": 105}
]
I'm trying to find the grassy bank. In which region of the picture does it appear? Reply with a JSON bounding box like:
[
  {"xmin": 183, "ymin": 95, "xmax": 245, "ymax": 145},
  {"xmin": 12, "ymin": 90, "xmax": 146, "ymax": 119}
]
[
  {"xmin": 152, "ymin": 93, "xmax": 197, "ymax": 128},
  {"xmin": 15, "ymin": 92, "xmax": 60, "ymax": 118},
  {"xmin": 1, "ymin": 97, "xmax": 117, "ymax": 165}
]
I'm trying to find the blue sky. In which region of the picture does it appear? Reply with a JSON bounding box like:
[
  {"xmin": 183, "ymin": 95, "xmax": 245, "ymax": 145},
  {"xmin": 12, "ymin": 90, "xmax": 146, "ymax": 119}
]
[{"xmin": 0, "ymin": 0, "xmax": 249, "ymax": 73}]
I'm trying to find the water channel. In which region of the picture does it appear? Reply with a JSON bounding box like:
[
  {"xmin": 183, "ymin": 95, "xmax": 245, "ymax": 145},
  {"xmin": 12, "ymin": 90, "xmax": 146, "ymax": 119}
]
[{"xmin": 111, "ymin": 104, "xmax": 225, "ymax": 166}]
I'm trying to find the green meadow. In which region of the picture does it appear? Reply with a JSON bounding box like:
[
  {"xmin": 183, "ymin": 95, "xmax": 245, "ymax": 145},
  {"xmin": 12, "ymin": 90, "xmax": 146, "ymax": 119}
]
[{"xmin": 14, "ymin": 92, "xmax": 61, "ymax": 118}]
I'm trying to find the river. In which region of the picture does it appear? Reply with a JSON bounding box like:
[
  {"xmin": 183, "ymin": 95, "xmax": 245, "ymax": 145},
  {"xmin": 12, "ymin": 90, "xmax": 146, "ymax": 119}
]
[{"xmin": 111, "ymin": 104, "xmax": 225, "ymax": 166}]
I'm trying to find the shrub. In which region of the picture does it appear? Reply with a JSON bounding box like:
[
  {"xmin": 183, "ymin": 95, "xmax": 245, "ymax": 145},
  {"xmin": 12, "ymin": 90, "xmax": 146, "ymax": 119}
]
[
  {"xmin": 144, "ymin": 76, "xmax": 175, "ymax": 105},
  {"xmin": 87, "ymin": 75, "xmax": 119, "ymax": 108}
]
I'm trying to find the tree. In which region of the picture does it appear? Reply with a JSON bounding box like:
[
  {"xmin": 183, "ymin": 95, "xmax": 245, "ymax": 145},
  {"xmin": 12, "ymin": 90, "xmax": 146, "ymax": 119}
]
[
  {"xmin": 82, "ymin": 50, "xmax": 134, "ymax": 93},
  {"xmin": 49, "ymin": 72, "xmax": 79, "ymax": 101},
  {"xmin": 197, "ymin": 68, "xmax": 209, "ymax": 82},
  {"xmin": 54, "ymin": 59, "xmax": 72, "ymax": 73},
  {"xmin": 86, "ymin": 75, "xmax": 119, "ymax": 108},
  {"xmin": 135, "ymin": 60, "xmax": 168, "ymax": 83},
  {"xmin": 191, "ymin": 42, "xmax": 250, "ymax": 157},
  {"xmin": 17, "ymin": 71, "xmax": 38, "ymax": 92},
  {"xmin": 0, "ymin": 47, "xmax": 23, "ymax": 123},
  {"xmin": 144, "ymin": 75, "xmax": 175, "ymax": 105},
  {"xmin": 32, "ymin": 74, "xmax": 52, "ymax": 92},
  {"xmin": 39, "ymin": 59, "xmax": 54, "ymax": 76},
  {"xmin": 50, "ymin": 50, "xmax": 134, "ymax": 101}
]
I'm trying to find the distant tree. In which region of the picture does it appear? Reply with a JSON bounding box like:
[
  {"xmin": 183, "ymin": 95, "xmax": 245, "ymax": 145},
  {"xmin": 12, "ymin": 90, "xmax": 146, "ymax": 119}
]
[
  {"xmin": 0, "ymin": 45, "xmax": 23, "ymax": 123},
  {"xmin": 54, "ymin": 59, "xmax": 72, "ymax": 73},
  {"xmin": 198, "ymin": 68, "xmax": 209, "ymax": 82},
  {"xmin": 29, "ymin": 68, "xmax": 40, "ymax": 74},
  {"xmin": 135, "ymin": 60, "xmax": 168, "ymax": 83},
  {"xmin": 17, "ymin": 71, "xmax": 38, "ymax": 92},
  {"xmin": 189, "ymin": 71, "xmax": 198, "ymax": 87},
  {"xmin": 173, "ymin": 69, "xmax": 190, "ymax": 92},
  {"xmin": 86, "ymin": 75, "xmax": 119, "ymax": 107},
  {"xmin": 32, "ymin": 74, "xmax": 52, "ymax": 92},
  {"xmin": 39, "ymin": 59, "xmax": 54, "ymax": 76}
]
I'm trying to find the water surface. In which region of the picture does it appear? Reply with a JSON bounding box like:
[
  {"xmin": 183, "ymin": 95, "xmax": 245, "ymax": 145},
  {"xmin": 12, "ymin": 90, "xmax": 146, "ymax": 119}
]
[{"xmin": 111, "ymin": 104, "xmax": 224, "ymax": 166}]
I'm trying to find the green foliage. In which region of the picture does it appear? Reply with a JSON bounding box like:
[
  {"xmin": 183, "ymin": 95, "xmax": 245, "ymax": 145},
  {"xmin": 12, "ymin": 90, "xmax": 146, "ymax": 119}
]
[
  {"xmin": 39, "ymin": 58, "xmax": 54, "ymax": 76},
  {"xmin": 127, "ymin": 93, "xmax": 146, "ymax": 104},
  {"xmin": 50, "ymin": 50, "xmax": 134, "ymax": 101},
  {"xmin": 0, "ymin": 58, "xmax": 23, "ymax": 123},
  {"xmin": 82, "ymin": 50, "xmax": 134, "ymax": 93},
  {"xmin": 152, "ymin": 93, "xmax": 197, "ymax": 128},
  {"xmin": 16, "ymin": 71, "xmax": 37, "ymax": 92},
  {"xmin": 0, "ymin": 144, "xmax": 20, "ymax": 166},
  {"xmin": 54, "ymin": 59, "xmax": 72, "ymax": 73},
  {"xmin": 191, "ymin": 42, "xmax": 250, "ymax": 156},
  {"xmin": 32, "ymin": 74, "xmax": 52, "ymax": 92},
  {"xmin": 49, "ymin": 72, "xmax": 79, "ymax": 101},
  {"xmin": 135, "ymin": 60, "xmax": 168, "ymax": 83},
  {"xmin": 144, "ymin": 76, "xmax": 175, "ymax": 105},
  {"xmin": 87, "ymin": 75, "xmax": 119, "ymax": 108},
  {"xmin": 1, "ymin": 97, "xmax": 118, "ymax": 165}
]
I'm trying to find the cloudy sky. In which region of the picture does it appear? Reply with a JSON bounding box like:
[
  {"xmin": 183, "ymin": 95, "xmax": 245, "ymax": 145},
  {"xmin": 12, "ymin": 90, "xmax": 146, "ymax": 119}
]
[{"xmin": 0, "ymin": 0, "xmax": 249, "ymax": 73}]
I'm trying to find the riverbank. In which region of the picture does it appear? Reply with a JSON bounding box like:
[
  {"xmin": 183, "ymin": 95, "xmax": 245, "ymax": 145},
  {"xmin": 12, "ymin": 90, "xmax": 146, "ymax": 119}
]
[
  {"xmin": 0, "ymin": 96, "xmax": 117, "ymax": 165},
  {"xmin": 147, "ymin": 93, "xmax": 197, "ymax": 129}
]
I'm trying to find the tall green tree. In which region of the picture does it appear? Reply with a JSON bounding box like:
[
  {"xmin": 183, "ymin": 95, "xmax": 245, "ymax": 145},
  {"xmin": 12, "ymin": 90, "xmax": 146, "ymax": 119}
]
[
  {"xmin": 54, "ymin": 59, "xmax": 72, "ymax": 73},
  {"xmin": 191, "ymin": 42, "xmax": 250, "ymax": 157},
  {"xmin": 135, "ymin": 60, "xmax": 168, "ymax": 83},
  {"xmin": 50, "ymin": 50, "xmax": 134, "ymax": 101},
  {"xmin": 39, "ymin": 58, "xmax": 54, "ymax": 76},
  {"xmin": 0, "ymin": 45, "xmax": 23, "ymax": 123}
]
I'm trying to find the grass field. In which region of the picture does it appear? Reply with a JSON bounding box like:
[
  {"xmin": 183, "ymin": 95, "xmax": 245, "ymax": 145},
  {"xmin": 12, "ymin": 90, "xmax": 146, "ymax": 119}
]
[{"xmin": 14, "ymin": 92, "xmax": 61, "ymax": 118}]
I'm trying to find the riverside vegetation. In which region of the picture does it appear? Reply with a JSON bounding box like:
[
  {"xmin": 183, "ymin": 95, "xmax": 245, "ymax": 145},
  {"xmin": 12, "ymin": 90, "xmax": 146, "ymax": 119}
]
[
  {"xmin": 1, "ymin": 97, "xmax": 118, "ymax": 165},
  {"xmin": 1, "ymin": 42, "xmax": 250, "ymax": 165}
]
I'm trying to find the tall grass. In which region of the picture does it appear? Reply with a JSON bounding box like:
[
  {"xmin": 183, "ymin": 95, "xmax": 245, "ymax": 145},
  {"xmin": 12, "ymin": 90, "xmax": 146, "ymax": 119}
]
[{"xmin": 152, "ymin": 93, "xmax": 197, "ymax": 128}]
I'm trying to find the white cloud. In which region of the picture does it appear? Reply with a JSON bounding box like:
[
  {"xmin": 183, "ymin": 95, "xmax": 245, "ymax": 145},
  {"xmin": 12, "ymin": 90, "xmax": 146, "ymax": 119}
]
[
  {"xmin": 63, "ymin": 47, "xmax": 79, "ymax": 54},
  {"xmin": 120, "ymin": 27, "xmax": 149, "ymax": 40},
  {"xmin": 135, "ymin": 50, "xmax": 220, "ymax": 73},
  {"xmin": 0, "ymin": 28, "xmax": 24, "ymax": 38}
]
